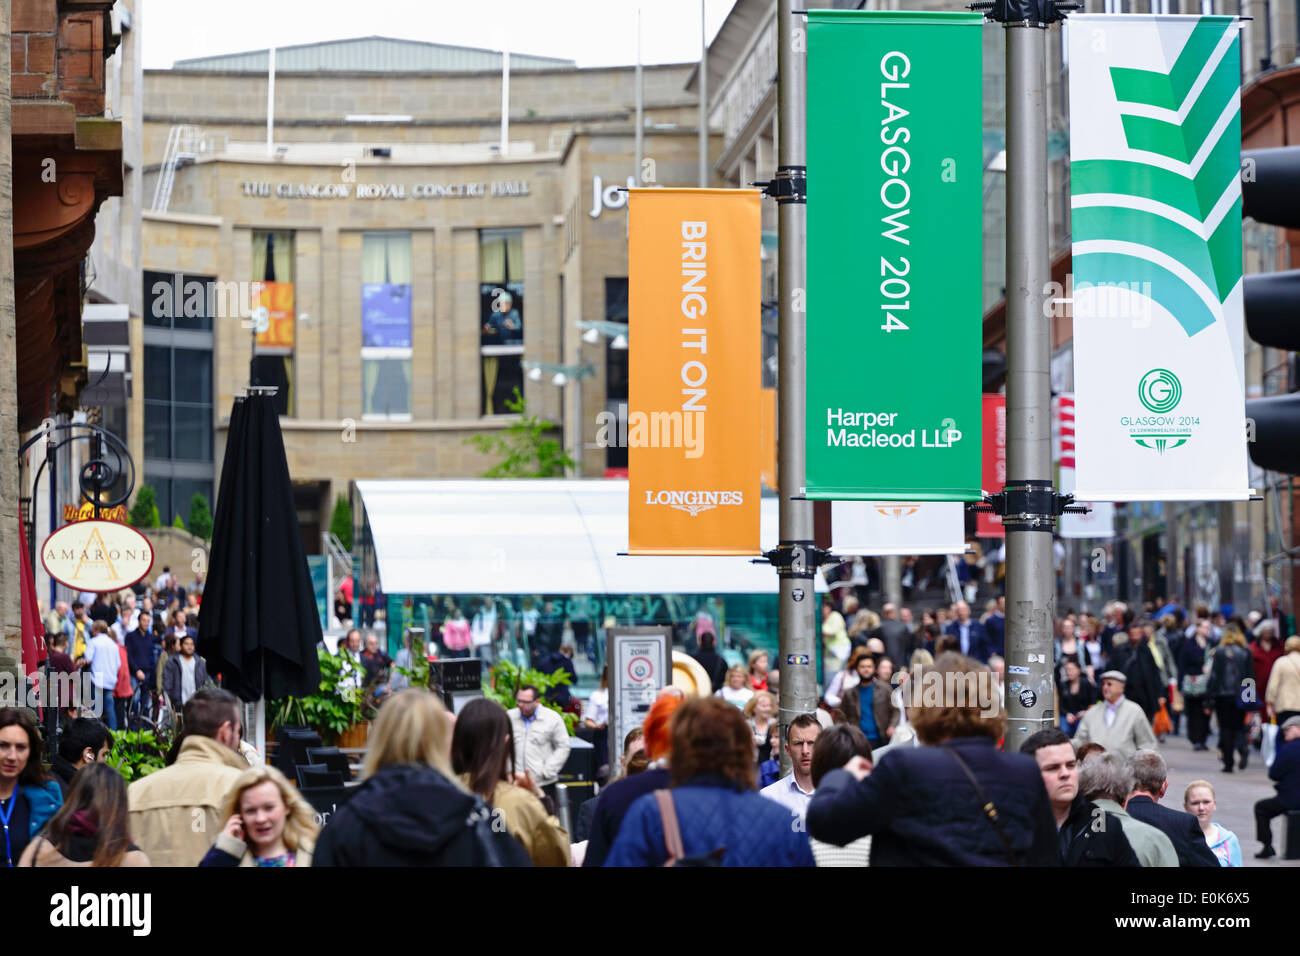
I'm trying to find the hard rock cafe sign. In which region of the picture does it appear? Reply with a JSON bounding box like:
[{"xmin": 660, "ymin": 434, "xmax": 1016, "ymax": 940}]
[
  {"xmin": 62, "ymin": 502, "xmax": 129, "ymax": 523},
  {"xmin": 41, "ymin": 520, "xmax": 154, "ymax": 592}
]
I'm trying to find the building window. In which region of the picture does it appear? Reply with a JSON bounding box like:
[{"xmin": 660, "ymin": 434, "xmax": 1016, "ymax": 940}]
[
  {"xmin": 144, "ymin": 345, "xmax": 213, "ymax": 463},
  {"xmin": 361, "ymin": 232, "xmax": 413, "ymax": 419},
  {"xmin": 144, "ymin": 270, "xmax": 214, "ymax": 331},
  {"xmin": 251, "ymin": 230, "xmax": 295, "ymax": 416},
  {"xmin": 604, "ymin": 277, "xmax": 628, "ymax": 471},
  {"xmin": 480, "ymin": 229, "xmax": 524, "ymax": 416}
]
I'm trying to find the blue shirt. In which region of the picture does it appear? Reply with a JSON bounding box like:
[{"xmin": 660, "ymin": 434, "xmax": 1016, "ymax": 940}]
[{"xmin": 858, "ymin": 685, "xmax": 879, "ymax": 740}]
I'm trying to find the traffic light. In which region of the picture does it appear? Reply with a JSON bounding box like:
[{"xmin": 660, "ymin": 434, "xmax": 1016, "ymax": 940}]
[{"xmin": 1242, "ymin": 147, "xmax": 1300, "ymax": 474}]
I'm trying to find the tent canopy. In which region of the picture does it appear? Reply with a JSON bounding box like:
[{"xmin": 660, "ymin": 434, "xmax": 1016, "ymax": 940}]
[{"xmin": 356, "ymin": 480, "xmax": 811, "ymax": 596}]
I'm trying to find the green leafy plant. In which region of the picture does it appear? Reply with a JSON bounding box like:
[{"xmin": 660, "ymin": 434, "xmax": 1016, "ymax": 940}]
[
  {"xmin": 485, "ymin": 658, "xmax": 577, "ymax": 735},
  {"xmin": 173, "ymin": 514, "xmax": 186, "ymax": 529},
  {"xmin": 188, "ymin": 493, "xmax": 213, "ymax": 541},
  {"xmin": 108, "ymin": 729, "xmax": 169, "ymax": 782},
  {"xmin": 464, "ymin": 389, "xmax": 574, "ymax": 478},
  {"xmin": 393, "ymin": 635, "xmax": 432, "ymax": 690},
  {"xmin": 268, "ymin": 647, "xmax": 369, "ymax": 743},
  {"xmin": 129, "ymin": 485, "xmax": 161, "ymax": 528},
  {"xmin": 329, "ymin": 495, "xmax": 354, "ymax": 552}
]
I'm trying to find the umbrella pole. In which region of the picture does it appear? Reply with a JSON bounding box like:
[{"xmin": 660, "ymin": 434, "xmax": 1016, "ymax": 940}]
[{"xmin": 254, "ymin": 653, "xmax": 266, "ymax": 764}]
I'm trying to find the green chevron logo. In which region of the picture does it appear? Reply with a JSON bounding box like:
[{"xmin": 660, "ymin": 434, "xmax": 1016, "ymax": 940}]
[{"xmin": 1071, "ymin": 16, "xmax": 1242, "ymax": 340}]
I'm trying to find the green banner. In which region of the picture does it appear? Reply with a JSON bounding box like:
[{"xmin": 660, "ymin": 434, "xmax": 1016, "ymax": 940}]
[{"xmin": 806, "ymin": 11, "xmax": 984, "ymax": 501}]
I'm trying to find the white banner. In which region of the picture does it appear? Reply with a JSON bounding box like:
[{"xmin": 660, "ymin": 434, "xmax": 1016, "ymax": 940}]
[
  {"xmin": 1067, "ymin": 14, "xmax": 1249, "ymax": 501},
  {"xmin": 831, "ymin": 501, "xmax": 966, "ymax": 555},
  {"xmin": 1055, "ymin": 394, "xmax": 1115, "ymax": 538}
]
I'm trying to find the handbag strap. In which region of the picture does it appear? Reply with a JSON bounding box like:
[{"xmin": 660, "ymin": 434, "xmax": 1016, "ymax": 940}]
[
  {"xmin": 942, "ymin": 744, "xmax": 1021, "ymax": 866},
  {"xmin": 654, "ymin": 790, "xmax": 685, "ymax": 865}
]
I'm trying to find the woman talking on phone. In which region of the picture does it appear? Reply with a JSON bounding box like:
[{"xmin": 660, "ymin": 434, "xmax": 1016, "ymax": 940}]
[{"xmin": 199, "ymin": 765, "xmax": 318, "ymax": 867}]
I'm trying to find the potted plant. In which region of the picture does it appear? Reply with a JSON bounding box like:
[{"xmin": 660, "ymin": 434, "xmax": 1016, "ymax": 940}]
[{"xmin": 269, "ymin": 647, "xmax": 370, "ymax": 746}]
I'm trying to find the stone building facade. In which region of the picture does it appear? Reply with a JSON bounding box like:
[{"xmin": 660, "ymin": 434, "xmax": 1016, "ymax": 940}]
[{"xmin": 140, "ymin": 41, "xmax": 719, "ymax": 552}]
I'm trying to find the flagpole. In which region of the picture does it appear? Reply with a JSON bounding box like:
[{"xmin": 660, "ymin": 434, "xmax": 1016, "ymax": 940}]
[
  {"xmin": 501, "ymin": 47, "xmax": 510, "ymax": 157},
  {"xmin": 698, "ymin": 0, "xmax": 708, "ymax": 186},
  {"xmin": 775, "ymin": 0, "xmax": 816, "ymax": 771},
  {"xmin": 635, "ymin": 6, "xmax": 643, "ymax": 186},
  {"xmin": 266, "ymin": 46, "xmax": 276, "ymax": 156}
]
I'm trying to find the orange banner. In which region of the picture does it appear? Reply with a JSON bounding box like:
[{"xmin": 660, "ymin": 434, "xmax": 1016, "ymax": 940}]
[
  {"xmin": 256, "ymin": 281, "xmax": 295, "ymax": 350},
  {"xmin": 628, "ymin": 188, "xmax": 761, "ymax": 555}
]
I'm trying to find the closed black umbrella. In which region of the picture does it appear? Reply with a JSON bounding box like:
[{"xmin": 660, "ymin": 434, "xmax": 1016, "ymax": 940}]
[{"xmin": 198, "ymin": 390, "xmax": 321, "ymax": 731}]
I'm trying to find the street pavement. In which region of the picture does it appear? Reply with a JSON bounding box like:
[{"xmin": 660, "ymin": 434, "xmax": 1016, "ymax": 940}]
[{"xmin": 1156, "ymin": 726, "xmax": 1298, "ymax": 867}]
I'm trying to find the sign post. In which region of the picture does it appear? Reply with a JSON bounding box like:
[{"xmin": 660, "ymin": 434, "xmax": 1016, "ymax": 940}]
[{"xmin": 606, "ymin": 626, "xmax": 671, "ymax": 774}]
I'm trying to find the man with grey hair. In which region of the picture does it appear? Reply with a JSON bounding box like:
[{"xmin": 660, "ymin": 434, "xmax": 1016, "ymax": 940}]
[
  {"xmin": 1079, "ymin": 753, "xmax": 1177, "ymax": 867},
  {"xmin": 1124, "ymin": 750, "xmax": 1219, "ymax": 867}
]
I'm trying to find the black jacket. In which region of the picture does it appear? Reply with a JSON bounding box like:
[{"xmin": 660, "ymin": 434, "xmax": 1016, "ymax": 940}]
[
  {"xmin": 312, "ymin": 763, "xmax": 532, "ymax": 867},
  {"xmin": 1059, "ymin": 795, "xmax": 1140, "ymax": 867},
  {"xmin": 806, "ymin": 737, "xmax": 1060, "ymax": 866},
  {"xmin": 1207, "ymin": 643, "xmax": 1255, "ymax": 701},
  {"xmin": 1123, "ymin": 794, "xmax": 1220, "ymax": 867},
  {"xmin": 1108, "ymin": 641, "xmax": 1164, "ymax": 718},
  {"xmin": 50, "ymin": 753, "xmax": 80, "ymax": 797},
  {"xmin": 692, "ymin": 648, "xmax": 729, "ymax": 693},
  {"xmin": 581, "ymin": 767, "xmax": 672, "ymax": 868}
]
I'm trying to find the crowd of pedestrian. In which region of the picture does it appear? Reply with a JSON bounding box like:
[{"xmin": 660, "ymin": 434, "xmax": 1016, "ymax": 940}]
[
  {"xmin": 35, "ymin": 570, "xmax": 207, "ymax": 734},
  {"xmin": 6, "ymin": 579, "xmax": 1300, "ymax": 868}
]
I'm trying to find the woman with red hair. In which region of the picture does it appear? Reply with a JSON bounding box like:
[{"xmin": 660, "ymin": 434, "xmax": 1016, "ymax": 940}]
[{"xmin": 581, "ymin": 688, "xmax": 682, "ymax": 868}]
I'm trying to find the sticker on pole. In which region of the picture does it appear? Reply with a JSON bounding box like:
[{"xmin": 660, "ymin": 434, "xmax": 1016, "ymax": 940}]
[
  {"xmin": 786, "ymin": 654, "xmax": 810, "ymax": 666},
  {"xmin": 1018, "ymin": 688, "xmax": 1038, "ymax": 709}
]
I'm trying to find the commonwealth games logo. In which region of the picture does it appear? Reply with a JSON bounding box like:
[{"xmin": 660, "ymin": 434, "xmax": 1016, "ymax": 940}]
[
  {"xmin": 1125, "ymin": 368, "xmax": 1193, "ymax": 454},
  {"xmin": 1138, "ymin": 369, "xmax": 1181, "ymax": 414}
]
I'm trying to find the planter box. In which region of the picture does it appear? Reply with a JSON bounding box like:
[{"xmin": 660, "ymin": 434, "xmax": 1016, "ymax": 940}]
[{"xmin": 337, "ymin": 722, "xmax": 370, "ymax": 749}]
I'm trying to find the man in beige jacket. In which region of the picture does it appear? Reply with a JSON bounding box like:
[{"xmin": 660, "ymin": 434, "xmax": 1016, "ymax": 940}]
[
  {"xmin": 1072, "ymin": 671, "xmax": 1159, "ymax": 761},
  {"xmin": 1265, "ymin": 636, "xmax": 1300, "ymax": 726},
  {"xmin": 508, "ymin": 685, "xmax": 570, "ymax": 802},
  {"xmin": 128, "ymin": 688, "xmax": 249, "ymax": 866}
]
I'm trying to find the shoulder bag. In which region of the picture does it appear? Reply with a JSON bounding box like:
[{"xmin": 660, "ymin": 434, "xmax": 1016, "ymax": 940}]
[
  {"xmin": 941, "ymin": 744, "xmax": 1021, "ymax": 866},
  {"xmin": 654, "ymin": 790, "xmax": 724, "ymax": 867}
]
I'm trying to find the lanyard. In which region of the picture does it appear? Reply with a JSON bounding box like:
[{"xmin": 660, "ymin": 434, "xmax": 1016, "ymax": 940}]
[{"xmin": 0, "ymin": 791, "xmax": 17, "ymax": 867}]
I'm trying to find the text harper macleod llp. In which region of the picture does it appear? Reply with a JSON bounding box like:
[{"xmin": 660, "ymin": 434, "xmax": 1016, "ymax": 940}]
[{"xmin": 825, "ymin": 408, "xmax": 962, "ymax": 448}]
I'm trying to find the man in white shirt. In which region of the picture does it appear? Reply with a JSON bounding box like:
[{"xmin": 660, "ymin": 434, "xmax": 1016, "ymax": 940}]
[
  {"xmin": 760, "ymin": 714, "xmax": 821, "ymax": 819},
  {"xmin": 87, "ymin": 621, "xmax": 123, "ymax": 730}
]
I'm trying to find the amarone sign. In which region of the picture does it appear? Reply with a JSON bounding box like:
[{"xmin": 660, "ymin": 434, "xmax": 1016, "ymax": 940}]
[{"xmin": 42, "ymin": 520, "xmax": 154, "ymax": 592}]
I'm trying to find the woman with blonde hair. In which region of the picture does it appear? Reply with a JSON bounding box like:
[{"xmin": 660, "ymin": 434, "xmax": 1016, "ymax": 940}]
[
  {"xmin": 1183, "ymin": 780, "xmax": 1242, "ymax": 866},
  {"xmin": 747, "ymin": 650, "xmax": 771, "ymax": 691},
  {"xmin": 199, "ymin": 765, "xmax": 317, "ymax": 867},
  {"xmin": 744, "ymin": 690, "xmax": 778, "ymax": 765},
  {"xmin": 313, "ymin": 688, "xmax": 529, "ymax": 866},
  {"xmin": 717, "ymin": 665, "xmax": 754, "ymax": 709}
]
